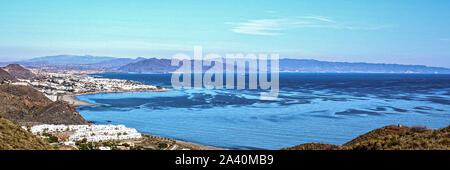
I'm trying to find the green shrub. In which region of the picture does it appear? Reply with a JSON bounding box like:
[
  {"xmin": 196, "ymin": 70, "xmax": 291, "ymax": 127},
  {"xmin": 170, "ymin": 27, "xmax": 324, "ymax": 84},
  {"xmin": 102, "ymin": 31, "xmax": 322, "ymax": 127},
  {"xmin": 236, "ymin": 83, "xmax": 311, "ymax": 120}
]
[{"xmin": 158, "ymin": 143, "xmax": 168, "ymax": 149}]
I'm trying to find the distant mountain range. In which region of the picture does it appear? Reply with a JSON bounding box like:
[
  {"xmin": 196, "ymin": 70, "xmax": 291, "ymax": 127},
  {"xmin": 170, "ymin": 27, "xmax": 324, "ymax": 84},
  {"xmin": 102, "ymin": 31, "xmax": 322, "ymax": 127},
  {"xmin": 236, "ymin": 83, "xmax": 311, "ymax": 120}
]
[
  {"xmin": 1, "ymin": 55, "xmax": 146, "ymax": 71},
  {"xmin": 118, "ymin": 58, "xmax": 450, "ymax": 74},
  {"xmin": 21, "ymin": 55, "xmax": 146, "ymax": 66},
  {"xmin": 278, "ymin": 59, "xmax": 450, "ymax": 74},
  {"xmin": 24, "ymin": 55, "xmax": 118, "ymax": 65},
  {"xmin": 2, "ymin": 55, "xmax": 450, "ymax": 74},
  {"xmin": 118, "ymin": 58, "xmax": 178, "ymax": 73}
]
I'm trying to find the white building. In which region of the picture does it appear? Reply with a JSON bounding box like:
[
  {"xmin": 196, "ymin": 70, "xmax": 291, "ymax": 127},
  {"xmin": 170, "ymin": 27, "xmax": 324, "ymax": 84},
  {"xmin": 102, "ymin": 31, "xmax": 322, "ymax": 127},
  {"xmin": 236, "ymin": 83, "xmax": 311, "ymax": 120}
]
[{"xmin": 24, "ymin": 124, "xmax": 142, "ymax": 142}]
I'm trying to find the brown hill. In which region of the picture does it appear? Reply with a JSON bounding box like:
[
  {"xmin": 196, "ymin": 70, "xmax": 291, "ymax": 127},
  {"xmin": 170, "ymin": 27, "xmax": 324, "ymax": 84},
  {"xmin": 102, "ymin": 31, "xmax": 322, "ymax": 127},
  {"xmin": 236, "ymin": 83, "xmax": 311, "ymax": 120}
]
[
  {"xmin": 1, "ymin": 64, "xmax": 36, "ymax": 79},
  {"xmin": 281, "ymin": 143, "xmax": 341, "ymax": 150},
  {"xmin": 342, "ymin": 125, "xmax": 449, "ymax": 150},
  {"xmin": 0, "ymin": 84, "xmax": 88, "ymax": 125},
  {"xmin": 0, "ymin": 117, "xmax": 53, "ymax": 150},
  {"xmin": 282, "ymin": 125, "xmax": 450, "ymax": 150},
  {"xmin": 0, "ymin": 68, "xmax": 14, "ymax": 83}
]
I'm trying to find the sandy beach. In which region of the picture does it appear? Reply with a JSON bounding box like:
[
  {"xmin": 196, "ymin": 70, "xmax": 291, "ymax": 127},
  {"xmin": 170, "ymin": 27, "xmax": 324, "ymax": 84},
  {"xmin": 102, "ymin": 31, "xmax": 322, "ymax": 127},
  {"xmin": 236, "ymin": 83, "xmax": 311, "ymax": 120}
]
[
  {"xmin": 60, "ymin": 95, "xmax": 96, "ymax": 106},
  {"xmin": 141, "ymin": 134, "xmax": 226, "ymax": 150}
]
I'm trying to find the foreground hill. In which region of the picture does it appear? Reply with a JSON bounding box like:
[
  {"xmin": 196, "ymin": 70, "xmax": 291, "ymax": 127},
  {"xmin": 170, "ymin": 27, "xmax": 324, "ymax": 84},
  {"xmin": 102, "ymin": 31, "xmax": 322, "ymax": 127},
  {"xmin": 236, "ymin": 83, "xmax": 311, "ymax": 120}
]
[
  {"xmin": 0, "ymin": 84, "xmax": 88, "ymax": 125},
  {"xmin": 1, "ymin": 64, "xmax": 36, "ymax": 79},
  {"xmin": 0, "ymin": 117, "xmax": 52, "ymax": 150},
  {"xmin": 282, "ymin": 125, "xmax": 450, "ymax": 150}
]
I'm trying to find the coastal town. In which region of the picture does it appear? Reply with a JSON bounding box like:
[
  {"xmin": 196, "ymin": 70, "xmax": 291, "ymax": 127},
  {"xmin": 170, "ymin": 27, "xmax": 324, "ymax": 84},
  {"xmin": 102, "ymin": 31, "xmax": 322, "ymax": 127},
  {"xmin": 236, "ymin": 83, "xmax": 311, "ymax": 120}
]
[
  {"xmin": 16, "ymin": 71, "xmax": 167, "ymax": 103},
  {"xmin": 24, "ymin": 124, "xmax": 142, "ymax": 149},
  {"xmin": 1, "ymin": 68, "xmax": 224, "ymax": 150},
  {"xmin": 21, "ymin": 124, "xmax": 222, "ymax": 150},
  {"xmin": 26, "ymin": 124, "xmax": 143, "ymax": 142},
  {"xmin": 1, "ymin": 65, "xmax": 224, "ymax": 150}
]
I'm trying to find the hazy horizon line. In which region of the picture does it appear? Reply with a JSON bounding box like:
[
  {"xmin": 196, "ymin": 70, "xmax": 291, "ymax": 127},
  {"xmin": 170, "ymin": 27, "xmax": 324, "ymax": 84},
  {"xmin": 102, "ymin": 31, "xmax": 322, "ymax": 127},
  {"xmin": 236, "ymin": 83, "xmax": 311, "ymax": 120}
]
[{"xmin": 1, "ymin": 54, "xmax": 449, "ymax": 69}]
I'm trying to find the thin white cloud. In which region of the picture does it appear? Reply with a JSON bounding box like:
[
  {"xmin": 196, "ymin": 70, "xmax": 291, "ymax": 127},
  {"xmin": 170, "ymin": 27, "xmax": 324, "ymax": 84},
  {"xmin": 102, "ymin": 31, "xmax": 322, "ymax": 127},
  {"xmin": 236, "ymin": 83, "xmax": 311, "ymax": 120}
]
[
  {"xmin": 227, "ymin": 16, "xmax": 389, "ymax": 36},
  {"xmin": 226, "ymin": 19, "xmax": 283, "ymax": 36},
  {"xmin": 300, "ymin": 16, "xmax": 334, "ymax": 23}
]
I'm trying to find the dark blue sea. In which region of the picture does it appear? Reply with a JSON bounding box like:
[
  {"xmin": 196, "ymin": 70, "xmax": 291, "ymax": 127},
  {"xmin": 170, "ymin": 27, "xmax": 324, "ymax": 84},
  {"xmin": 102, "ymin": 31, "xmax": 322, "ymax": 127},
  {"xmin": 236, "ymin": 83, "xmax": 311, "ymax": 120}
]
[{"xmin": 75, "ymin": 73, "xmax": 450, "ymax": 150}]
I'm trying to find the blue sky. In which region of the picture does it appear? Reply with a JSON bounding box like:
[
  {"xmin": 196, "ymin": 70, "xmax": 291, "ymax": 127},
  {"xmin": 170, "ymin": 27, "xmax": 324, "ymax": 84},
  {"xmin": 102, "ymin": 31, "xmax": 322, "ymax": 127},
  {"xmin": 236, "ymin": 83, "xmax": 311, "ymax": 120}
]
[{"xmin": 0, "ymin": 0, "xmax": 449, "ymax": 67}]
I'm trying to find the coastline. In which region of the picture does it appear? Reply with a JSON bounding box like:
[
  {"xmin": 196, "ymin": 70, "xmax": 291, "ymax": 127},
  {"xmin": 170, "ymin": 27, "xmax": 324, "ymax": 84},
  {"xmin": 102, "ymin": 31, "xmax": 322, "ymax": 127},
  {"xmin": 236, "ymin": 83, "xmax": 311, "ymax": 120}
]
[
  {"xmin": 62, "ymin": 88, "xmax": 225, "ymax": 150},
  {"xmin": 143, "ymin": 134, "xmax": 227, "ymax": 150},
  {"xmin": 173, "ymin": 139, "xmax": 227, "ymax": 150},
  {"xmin": 62, "ymin": 88, "xmax": 172, "ymax": 106}
]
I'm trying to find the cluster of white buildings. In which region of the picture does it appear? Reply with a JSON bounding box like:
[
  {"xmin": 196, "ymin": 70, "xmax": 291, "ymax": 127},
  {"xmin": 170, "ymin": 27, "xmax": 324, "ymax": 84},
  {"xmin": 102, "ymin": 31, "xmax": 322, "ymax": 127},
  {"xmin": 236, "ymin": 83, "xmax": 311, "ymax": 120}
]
[
  {"xmin": 24, "ymin": 124, "xmax": 142, "ymax": 143},
  {"xmin": 25, "ymin": 73, "xmax": 159, "ymax": 101}
]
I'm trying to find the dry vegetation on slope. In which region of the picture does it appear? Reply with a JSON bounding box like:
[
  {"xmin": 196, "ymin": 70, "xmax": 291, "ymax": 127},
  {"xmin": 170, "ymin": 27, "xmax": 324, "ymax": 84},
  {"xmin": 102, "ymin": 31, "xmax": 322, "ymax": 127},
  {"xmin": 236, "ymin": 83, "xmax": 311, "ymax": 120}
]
[
  {"xmin": 282, "ymin": 125, "xmax": 450, "ymax": 150},
  {"xmin": 0, "ymin": 84, "xmax": 88, "ymax": 125},
  {"xmin": 0, "ymin": 68, "xmax": 14, "ymax": 82},
  {"xmin": 0, "ymin": 117, "xmax": 53, "ymax": 150},
  {"xmin": 1, "ymin": 64, "xmax": 36, "ymax": 79}
]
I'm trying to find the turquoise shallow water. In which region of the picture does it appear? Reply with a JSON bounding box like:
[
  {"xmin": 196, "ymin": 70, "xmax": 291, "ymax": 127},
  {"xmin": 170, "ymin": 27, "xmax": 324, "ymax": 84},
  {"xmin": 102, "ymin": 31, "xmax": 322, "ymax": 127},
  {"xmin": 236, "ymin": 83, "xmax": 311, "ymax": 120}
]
[{"xmin": 75, "ymin": 73, "xmax": 450, "ymax": 150}]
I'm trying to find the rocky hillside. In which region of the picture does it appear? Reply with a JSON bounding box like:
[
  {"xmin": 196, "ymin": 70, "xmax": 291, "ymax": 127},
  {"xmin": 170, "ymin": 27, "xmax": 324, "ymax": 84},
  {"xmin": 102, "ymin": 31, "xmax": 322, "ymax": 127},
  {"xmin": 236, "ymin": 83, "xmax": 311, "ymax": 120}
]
[
  {"xmin": 0, "ymin": 68, "xmax": 14, "ymax": 82},
  {"xmin": 1, "ymin": 64, "xmax": 36, "ymax": 79},
  {"xmin": 282, "ymin": 125, "xmax": 450, "ymax": 150},
  {"xmin": 0, "ymin": 117, "xmax": 53, "ymax": 150},
  {"xmin": 0, "ymin": 84, "xmax": 88, "ymax": 125}
]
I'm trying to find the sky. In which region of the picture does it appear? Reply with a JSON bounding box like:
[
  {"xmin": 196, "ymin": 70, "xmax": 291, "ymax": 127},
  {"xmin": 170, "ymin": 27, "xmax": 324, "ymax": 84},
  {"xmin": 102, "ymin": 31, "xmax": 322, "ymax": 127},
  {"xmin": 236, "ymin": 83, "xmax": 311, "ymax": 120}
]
[{"xmin": 0, "ymin": 0, "xmax": 449, "ymax": 67}]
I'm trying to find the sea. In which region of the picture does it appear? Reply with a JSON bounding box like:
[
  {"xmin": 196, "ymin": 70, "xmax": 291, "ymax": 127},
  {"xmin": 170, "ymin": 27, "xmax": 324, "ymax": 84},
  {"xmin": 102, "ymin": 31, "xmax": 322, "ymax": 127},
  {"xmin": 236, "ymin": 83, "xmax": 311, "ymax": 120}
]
[{"xmin": 75, "ymin": 73, "xmax": 450, "ymax": 150}]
